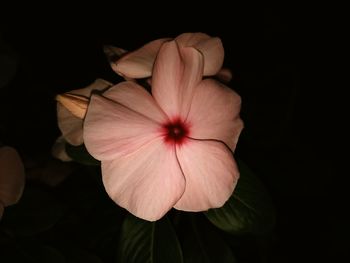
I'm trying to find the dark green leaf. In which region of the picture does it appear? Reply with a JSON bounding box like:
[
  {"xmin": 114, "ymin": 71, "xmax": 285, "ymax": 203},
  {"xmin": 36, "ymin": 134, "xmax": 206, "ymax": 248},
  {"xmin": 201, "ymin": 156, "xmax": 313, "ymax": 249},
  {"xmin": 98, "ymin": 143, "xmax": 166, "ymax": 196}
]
[
  {"xmin": 182, "ymin": 214, "xmax": 236, "ymax": 263},
  {"xmin": 65, "ymin": 143, "xmax": 100, "ymax": 166},
  {"xmin": 1, "ymin": 185, "xmax": 64, "ymax": 236},
  {"xmin": 118, "ymin": 214, "xmax": 183, "ymax": 263},
  {"xmin": 205, "ymin": 160, "xmax": 276, "ymax": 235}
]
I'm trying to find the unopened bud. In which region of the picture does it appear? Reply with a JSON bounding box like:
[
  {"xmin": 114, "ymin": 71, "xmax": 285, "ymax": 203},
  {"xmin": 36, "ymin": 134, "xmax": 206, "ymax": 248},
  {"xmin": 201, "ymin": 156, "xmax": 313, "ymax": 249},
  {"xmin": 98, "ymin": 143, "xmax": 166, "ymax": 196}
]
[{"xmin": 56, "ymin": 93, "xmax": 89, "ymax": 119}]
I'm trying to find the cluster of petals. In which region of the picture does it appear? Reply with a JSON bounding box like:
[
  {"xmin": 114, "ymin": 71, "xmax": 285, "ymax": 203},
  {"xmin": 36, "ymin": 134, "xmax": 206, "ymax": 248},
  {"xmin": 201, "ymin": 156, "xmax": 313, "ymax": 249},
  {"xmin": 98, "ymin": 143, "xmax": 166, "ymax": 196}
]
[
  {"xmin": 55, "ymin": 33, "xmax": 232, "ymax": 153},
  {"xmin": 83, "ymin": 39, "xmax": 243, "ymax": 221},
  {"xmin": 109, "ymin": 32, "xmax": 232, "ymax": 82}
]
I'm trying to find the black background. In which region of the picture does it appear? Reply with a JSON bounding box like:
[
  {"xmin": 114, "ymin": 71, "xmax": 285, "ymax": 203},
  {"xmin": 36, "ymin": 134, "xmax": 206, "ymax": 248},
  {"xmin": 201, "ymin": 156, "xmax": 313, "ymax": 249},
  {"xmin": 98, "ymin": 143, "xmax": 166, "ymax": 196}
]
[{"xmin": 0, "ymin": 4, "xmax": 343, "ymax": 262}]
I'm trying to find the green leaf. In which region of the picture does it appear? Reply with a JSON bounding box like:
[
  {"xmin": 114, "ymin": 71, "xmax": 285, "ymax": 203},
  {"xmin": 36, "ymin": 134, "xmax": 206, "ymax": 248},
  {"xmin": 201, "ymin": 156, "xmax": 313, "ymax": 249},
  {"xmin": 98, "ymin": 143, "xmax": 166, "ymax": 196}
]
[
  {"xmin": 205, "ymin": 160, "xmax": 276, "ymax": 235},
  {"xmin": 1, "ymin": 185, "xmax": 64, "ymax": 236},
  {"xmin": 65, "ymin": 143, "xmax": 100, "ymax": 166},
  {"xmin": 182, "ymin": 214, "xmax": 236, "ymax": 263},
  {"xmin": 118, "ymin": 214, "xmax": 183, "ymax": 263}
]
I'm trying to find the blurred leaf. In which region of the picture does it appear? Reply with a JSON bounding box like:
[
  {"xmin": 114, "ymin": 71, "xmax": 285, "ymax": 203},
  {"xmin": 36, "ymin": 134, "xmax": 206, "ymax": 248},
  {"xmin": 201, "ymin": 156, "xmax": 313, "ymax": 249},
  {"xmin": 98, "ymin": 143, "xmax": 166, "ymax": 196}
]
[
  {"xmin": 182, "ymin": 214, "xmax": 236, "ymax": 263},
  {"xmin": 1, "ymin": 185, "xmax": 64, "ymax": 236},
  {"xmin": 205, "ymin": 160, "xmax": 276, "ymax": 235},
  {"xmin": 1, "ymin": 242, "xmax": 65, "ymax": 263},
  {"xmin": 118, "ymin": 214, "xmax": 183, "ymax": 263},
  {"xmin": 65, "ymin": 143, "xmax": 100, "ymax": 166}
]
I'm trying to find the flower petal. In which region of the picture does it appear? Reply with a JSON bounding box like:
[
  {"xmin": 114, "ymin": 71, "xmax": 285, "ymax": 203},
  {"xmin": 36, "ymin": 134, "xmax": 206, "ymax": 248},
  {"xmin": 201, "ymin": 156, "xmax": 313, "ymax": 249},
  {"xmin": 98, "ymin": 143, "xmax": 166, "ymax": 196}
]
[
  {"xmin": 102, "ymin": 138, "xmax": 185, "ymax": 221},
  {"xmin": 152, "ymin": 41, "xmax": 204, "ymax": 119},
  {"xmin": 186, "ymin": 79, "xmax": 243, "ymax": 151},
  {"xmin": 194, "ymin": 37, "xmax": 224, "ymax": 76},
  {"xmin": 57, "ymin": 79, "xmax": 113, "ymax": 146},
  {"xmin": 103, "ymin": 45, "xmax": 128, "ymax": 63},
  {"xmin": 102, "ymin": 81, "xmax": 167, "ymax": 123},
  {"xmin": 114, "ymin": 38, "xmax": 170, "ymax": 78},
  {"xmin": 174, "ymin": 139, "xmax": 239, "ymax": 211},
  {"xmin": 84, "ymin": 82, "xmax": 167, "ymax": 161},
  {"xmin": 0, "ymin": 146, "xmax": 25, "ymax": 206},
  {"xmin": 176, "ymin": 33, "xmax": 224, "ymax": 76},
  {"xmin": 57, "ymin": 104, "xmax": 84, "ymax": 146},
  {"xmin": 175, "ymin": 32, "xmax": 211, "ymax": 46}
]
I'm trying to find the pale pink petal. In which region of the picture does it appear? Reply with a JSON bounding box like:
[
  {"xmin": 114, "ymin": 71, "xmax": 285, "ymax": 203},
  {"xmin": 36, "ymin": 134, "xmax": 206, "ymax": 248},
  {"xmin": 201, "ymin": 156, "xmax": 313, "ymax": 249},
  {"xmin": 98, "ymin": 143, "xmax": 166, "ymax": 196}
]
[
  {"xmin": 216, "ymin": 67, "xmax": 233, "ymax": 83},
  {"xmin": 57, "ymin": 104, "xmax": 84, "ymax": 146},
  {"xmin": 103, "ymin": 46, "xmax": 142, "ymax": 81},
  {"xmin": 186, "ymin": 79, "xmax": 243, "ymax": 151},
  {"xmin": 102, "ymin": 138, "xmax": 185, "ymax": 221},
  {"xmin": 84, "ymin": 83, "xmax": 167, "ymax": 161},
  {"xmin": 178, "ymin": 47, "xmax": 205, "ymax": 117},
  {"xmin": 176, "ymin": 33, "xmax": 224, "ymax": 76},
  {"xmin": 0, "ymin": 146, "xmax": 25, "ymax": 206},
  {"xmin": 152, "ymin": 41, "xmax": 182, "ymax": 118},
  {"xmin": 57, "ymin": 79, "xmax": 113, "ymax": 146},
  {"xmin": 114, "ymin": 38, "xmax": 170, "ymax": 78},
  {"xmin": 174, "ymin": 139, "xmax": 239, "ymax": 211},
  {"xmin": 193, "ymin": 37, "xmax": 224, "ymax": 76},
  {"xmin": 175, "ymin": 32, "xmax": 211, "ymax": 46},
  {"xmin": 102, "ymin": 81, "xmax": 167, "ymax": 123},
  {"xmin": 152, "ymin": 41, "xmax": 204, "ymax": 119}
]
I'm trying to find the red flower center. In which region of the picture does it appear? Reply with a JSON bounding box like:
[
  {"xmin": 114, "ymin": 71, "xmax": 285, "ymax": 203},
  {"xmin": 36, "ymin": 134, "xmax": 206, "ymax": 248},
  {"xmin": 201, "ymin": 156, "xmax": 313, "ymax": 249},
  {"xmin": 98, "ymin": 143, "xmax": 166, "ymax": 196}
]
[{"xmin": 162, "ymin": 118, "xmax": 189, "ymax": 146}]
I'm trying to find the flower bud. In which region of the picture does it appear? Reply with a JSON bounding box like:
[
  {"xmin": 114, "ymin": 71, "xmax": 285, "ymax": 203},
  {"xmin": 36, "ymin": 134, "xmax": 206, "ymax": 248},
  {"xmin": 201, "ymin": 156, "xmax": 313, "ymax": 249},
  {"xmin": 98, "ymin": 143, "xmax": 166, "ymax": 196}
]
[{"xmin": 56, "ymin": 93, "xmax": 89, "ymax": 119}]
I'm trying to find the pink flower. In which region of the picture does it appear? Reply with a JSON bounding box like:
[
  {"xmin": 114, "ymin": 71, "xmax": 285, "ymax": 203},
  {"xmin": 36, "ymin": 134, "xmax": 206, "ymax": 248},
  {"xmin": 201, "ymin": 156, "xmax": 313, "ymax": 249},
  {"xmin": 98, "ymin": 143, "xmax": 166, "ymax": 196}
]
[
  {"xmin": 108, "ymin": 32, "xmax": 232, "ymax": 82},
  {"xmin": 0, "ymin": 146, "xmax": 25, "ymax": 219},
  {"xmin": 84, "ymin": 41, "xmax": 243, "ymax": 221}
]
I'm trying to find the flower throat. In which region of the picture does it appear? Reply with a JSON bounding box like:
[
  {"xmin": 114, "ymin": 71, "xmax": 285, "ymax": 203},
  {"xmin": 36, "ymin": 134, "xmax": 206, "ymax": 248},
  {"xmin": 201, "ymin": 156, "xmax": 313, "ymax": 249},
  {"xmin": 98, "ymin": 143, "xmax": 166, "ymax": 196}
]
[{"xmin": 162, "ymin": 118, "xmax": 189, "ymax": 145}]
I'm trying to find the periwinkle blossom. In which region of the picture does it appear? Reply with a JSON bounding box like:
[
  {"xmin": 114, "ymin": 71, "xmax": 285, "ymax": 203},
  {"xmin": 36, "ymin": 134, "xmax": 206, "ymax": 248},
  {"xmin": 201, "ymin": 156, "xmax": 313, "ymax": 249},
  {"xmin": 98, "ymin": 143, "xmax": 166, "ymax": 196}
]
[
  {"xmin": 107, "ymin": 32, "xmax": 232, "ymax": 82},
  {"xmin": 55, "ymin": 33, "xmax": 230, "ymax": 156},
  {"xmin": 0, "ymin": 146, "xmax": 25, "ymax": 219},
  {"xmin": 83, "ymin": 40, "xmax": 243, "ymax": 221}
]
